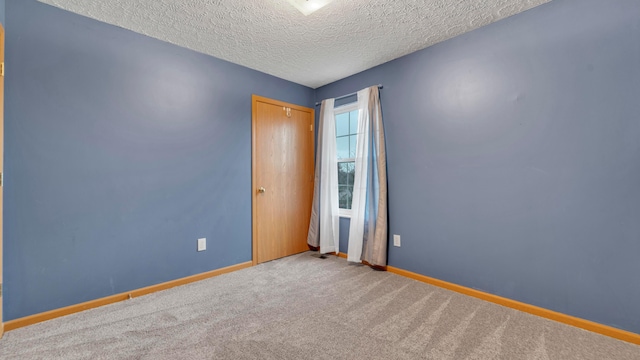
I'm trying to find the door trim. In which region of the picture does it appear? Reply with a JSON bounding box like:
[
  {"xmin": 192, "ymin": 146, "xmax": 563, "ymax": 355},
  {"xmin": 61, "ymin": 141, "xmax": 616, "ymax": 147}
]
[{"xmin": 251, "ymin": 95, "xmax": 315, "ymax": 265}]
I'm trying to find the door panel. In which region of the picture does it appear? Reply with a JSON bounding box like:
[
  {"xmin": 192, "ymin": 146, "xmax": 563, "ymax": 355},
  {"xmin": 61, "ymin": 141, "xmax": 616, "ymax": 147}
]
[{"xmin": 252, "ymin": 96, "xmax": 314, "ymax": 264}]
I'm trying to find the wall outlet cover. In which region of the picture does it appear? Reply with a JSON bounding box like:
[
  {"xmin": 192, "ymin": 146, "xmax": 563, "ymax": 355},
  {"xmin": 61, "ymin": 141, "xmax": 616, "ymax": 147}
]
[
  {"xmin": 197, "ymin": 238, "xmax": 207, "ymax": 252},
  {"xmin": 393, "ymin": 234, "xmax": 401, "ymax": 247}
]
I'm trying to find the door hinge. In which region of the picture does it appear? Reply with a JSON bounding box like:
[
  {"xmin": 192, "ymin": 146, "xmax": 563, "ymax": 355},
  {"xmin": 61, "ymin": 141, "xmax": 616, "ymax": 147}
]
[
  {"xmin": 1, "ymin": 62, "xmax": 4, "ymax": 77},
  {"xmin": 0, "ymin": 172, "xmax": 3, "ymax": 187},
  {"xmin": 310, "ymin": 124, "xmax": 313, "ymax": 132},
  {"xmin": 0, "ymin": 283, "xmax": 3, "ymax": 297}
]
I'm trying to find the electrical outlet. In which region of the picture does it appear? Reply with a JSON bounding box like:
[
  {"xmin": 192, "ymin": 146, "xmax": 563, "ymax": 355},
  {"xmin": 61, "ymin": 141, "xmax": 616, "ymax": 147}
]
[
  {"xmin": 197, "ymin": 238, "xmax": 207, "ymax": 252},
  {"xmin": 393, "ymin": 234, "xmax": 401, "ymax": 247}
]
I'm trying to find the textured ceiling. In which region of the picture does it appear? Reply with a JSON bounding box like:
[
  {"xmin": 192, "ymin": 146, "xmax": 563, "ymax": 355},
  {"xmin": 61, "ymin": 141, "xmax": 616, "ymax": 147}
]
[{"xmin": 38, "ymin": 0, "xmax": 551, "ymax": 88}]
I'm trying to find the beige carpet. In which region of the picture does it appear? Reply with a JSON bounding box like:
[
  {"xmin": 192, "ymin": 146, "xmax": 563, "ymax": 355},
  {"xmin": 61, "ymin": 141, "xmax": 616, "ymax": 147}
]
[{"xmin": 0, "ymin": 252, "xmax": 638, "ymax": 359}]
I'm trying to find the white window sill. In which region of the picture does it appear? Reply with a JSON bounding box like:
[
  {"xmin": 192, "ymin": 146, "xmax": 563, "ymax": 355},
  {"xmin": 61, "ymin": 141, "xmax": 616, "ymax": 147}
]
[{"xmin": 338, "ymin": 209, "xmax": 352, "ymax": 218}]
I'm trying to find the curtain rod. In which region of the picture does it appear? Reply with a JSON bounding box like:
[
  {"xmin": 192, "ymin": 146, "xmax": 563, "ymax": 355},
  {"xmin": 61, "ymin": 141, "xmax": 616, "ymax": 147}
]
[{"xmin": 314, "ymin": 85, "xmax": 383, "ymax": 106}]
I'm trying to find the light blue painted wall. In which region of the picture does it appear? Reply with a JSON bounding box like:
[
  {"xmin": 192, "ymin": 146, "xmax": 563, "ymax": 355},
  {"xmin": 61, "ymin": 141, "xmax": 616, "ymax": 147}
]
[
  {"xmin": 3, "ymin": 0, "xmax": 314, "ymax": 320},
  {"xmin": 0, "ymin": 0, "xmax": 5, "ymax": 26},
  {"xmin": 318, "ymin": 0, "xmax": 640, "ymax": 333},
  {"xmin": 5, "ymin": 0, "xmax": 640, "ymax": 335}
]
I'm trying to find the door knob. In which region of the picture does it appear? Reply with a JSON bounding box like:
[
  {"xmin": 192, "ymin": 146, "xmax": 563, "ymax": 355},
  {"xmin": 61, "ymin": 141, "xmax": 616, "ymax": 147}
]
[{"xmin": 258, "ymin": 187, "xmax": 266, "ymax": 193}]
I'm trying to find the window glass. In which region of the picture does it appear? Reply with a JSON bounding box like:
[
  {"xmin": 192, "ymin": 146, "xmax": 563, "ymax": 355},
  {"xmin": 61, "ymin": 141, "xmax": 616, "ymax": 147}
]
[
  {"xmin": 336, "ymin": 112, "xmax": 350, "ymax": 137},
  {"xmin": 349, "ymin": 135, "xmax": 357, "ymax": 158},
  {"xmin": 337, "ymin": 162, "xmax": 355, "ymax": 209},
  {"xmin": 336, "ymin": 137, "xmax": 350, "ymax": 160},
  {"xmin": 335, "ymin": 107, "xmax": 359, "ymax": 210},
  {"xmin": 349, "ymin": 110, "xmax": 358, "ymax": 133}
]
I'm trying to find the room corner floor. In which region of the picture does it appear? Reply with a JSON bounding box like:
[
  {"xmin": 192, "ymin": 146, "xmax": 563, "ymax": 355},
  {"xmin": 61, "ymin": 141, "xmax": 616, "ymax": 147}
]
[{"xmin": 0, "ymin": 252, "xmax": 638, "ymax": 359}]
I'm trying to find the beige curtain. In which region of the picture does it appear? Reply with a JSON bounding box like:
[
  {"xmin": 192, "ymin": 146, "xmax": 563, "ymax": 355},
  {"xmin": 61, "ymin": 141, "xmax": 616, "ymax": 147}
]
[{"xmin": 360, "ymin": 86, "xmax": 388, "ymax": 267}]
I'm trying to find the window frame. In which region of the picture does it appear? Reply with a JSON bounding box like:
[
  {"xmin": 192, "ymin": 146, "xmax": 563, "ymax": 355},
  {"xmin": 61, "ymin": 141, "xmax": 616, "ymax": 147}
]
[{"xmin": 334, "ymin": 102, "xmax": 359, "ymax": 218}]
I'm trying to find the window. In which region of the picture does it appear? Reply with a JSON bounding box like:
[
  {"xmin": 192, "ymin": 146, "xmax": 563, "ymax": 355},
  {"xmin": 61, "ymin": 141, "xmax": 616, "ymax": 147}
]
[{"xmin": 335, "ymin": 104, "xmax": 359, "ymax": 215}]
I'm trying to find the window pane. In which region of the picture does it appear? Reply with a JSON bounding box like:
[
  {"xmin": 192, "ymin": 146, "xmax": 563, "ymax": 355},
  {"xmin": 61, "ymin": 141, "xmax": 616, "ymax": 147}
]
[
  {"xmin": 338, "ymin": 161, "xmax": 355, "ymax": 185},
  {"xmin": 339, "ymin": 185, "xmax": 347, "ymax": 209},
  {"xmin": 349, "ymin": 110, "xmax": 359, "ymax": 134},
  {"xmin": 338, "ymin": 161, "xmax": 355, "ymax": 209},
  {"xmin": 337, "ymin": 162, "xmax": 350, "ymax": 185},
  {"xmin": 337, "ymin": 109, "xmax": 357, "ymax": 210},
  {"xmin": 336, "ymin": 112, "xmax": 349, "ymax": 137},
  {"xmin": 339, "ymin": 185, "xmax": 353, "ymax": 210},
  {"xmin": 349, "ymin": 135, "xmax": 357, "ymax": 158},
  {"xmin": 336, "ymin": 136, "xmax": 349, "ymax": 160},
  {"xmin": 346, "ymin": 161, "xmax": 355, "ymax": 184}
]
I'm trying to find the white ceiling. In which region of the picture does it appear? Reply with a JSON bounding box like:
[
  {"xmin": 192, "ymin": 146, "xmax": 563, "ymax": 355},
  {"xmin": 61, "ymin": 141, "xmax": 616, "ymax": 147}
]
[{"xmin": 38, "ymin": 0, "xmax": 551, "ymax": 89}]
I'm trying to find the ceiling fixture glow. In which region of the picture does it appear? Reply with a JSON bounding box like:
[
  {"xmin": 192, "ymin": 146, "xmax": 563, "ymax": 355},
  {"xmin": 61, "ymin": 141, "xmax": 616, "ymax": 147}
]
[{"xmin": 285, "ymin": 0, "xmax": 334, "ymax": 16}]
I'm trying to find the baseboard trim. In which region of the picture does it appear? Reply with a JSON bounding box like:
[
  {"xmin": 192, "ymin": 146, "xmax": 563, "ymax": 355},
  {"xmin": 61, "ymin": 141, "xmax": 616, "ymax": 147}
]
[
  {"xmin": 387, "ymin": 266, "xmax": 640, "ymax": 345},
  {"xmin": 336, "ymin": 252, "xmax": 347, "ymax": 259},
  {"xmin": 4, "ymin": 261, "xmax": 253, "ymax": 332}
]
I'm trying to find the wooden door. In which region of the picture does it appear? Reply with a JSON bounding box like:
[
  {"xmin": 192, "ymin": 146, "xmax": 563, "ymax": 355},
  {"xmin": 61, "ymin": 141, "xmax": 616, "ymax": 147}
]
[
  {"xmin": 252, "ymin": 96, "xmax": 314, "ymax": 264},
  {"xmin": 0, "ymin": 23, "xmax": 5, "ymax": 338}
]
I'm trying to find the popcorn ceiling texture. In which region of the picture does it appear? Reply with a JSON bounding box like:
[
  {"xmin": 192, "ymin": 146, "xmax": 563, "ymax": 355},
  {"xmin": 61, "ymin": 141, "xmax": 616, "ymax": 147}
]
[{"xmin": 37, "ymin": 0, "xmax": 550, "ymax": 88}]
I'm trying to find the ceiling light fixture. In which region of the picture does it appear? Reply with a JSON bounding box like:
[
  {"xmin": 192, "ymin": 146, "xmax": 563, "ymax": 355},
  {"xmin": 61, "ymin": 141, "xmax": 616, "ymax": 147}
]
[{"xmin": 285, "ymin": 0, "xmax": 334, "ymax": 16}]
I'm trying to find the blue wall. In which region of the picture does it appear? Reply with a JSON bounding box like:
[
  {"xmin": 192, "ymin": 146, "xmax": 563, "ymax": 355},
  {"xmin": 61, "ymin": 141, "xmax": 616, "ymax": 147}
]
[
  {"xmin": 0, "ymin": 0, "xmax": 5, "ymax": 27},
  {"xmin": 5, "ymin": 0, "xmax": 640, "ymax": 336},
  {"xmin": 318, "ymin": 0, "xmax": 640, "ymax": 334},
  {"xmin": 3, "ymin": 0, "xmax": 314, "ymax": 320}
]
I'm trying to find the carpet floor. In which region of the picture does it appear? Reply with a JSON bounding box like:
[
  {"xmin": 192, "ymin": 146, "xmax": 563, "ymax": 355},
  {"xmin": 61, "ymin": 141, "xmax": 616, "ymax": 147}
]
[{"xmin": 0, "ymin": 252, "xmax": 638, "ymax": 359}]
